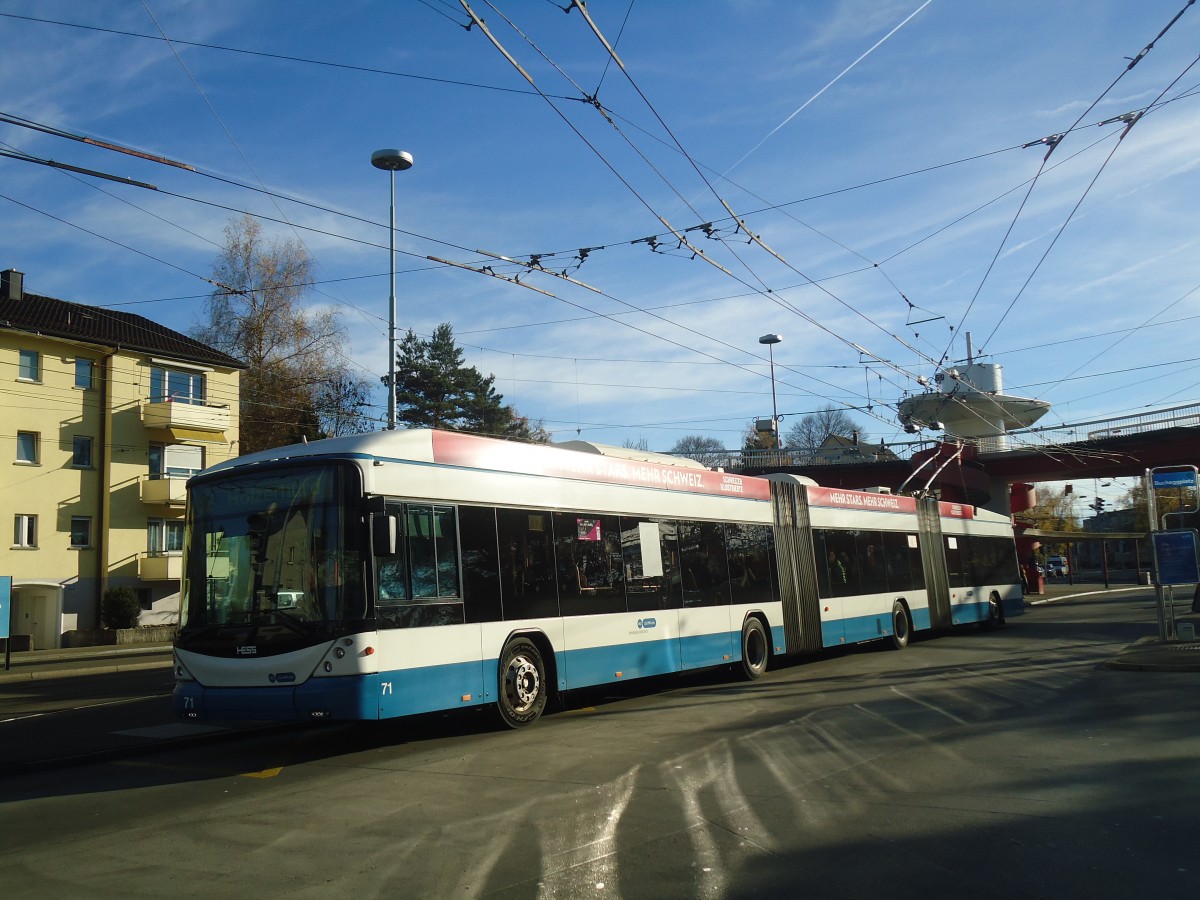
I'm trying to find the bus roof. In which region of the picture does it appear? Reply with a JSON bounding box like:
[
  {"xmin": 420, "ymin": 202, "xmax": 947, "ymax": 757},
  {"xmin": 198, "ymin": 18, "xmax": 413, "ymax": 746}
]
[{"xmin": 197, "ymin": 429, "xmax": 773, "ymax": 501}]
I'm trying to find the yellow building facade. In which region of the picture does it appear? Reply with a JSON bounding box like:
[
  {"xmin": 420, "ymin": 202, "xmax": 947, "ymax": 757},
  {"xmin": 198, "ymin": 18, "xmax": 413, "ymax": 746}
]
[{"xmin": 1, "ymin": 269, "xmax": 243, "ymax": 648}]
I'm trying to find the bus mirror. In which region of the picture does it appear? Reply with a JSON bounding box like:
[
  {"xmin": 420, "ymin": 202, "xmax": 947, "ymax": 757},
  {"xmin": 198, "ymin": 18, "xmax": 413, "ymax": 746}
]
[{"xmin": 373, "ymin": 514, "xmax": 398, "ymax": 556}]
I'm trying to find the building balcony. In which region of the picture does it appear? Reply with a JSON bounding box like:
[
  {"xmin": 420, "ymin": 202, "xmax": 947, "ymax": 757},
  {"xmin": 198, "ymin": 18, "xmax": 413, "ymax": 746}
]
[
  {"xmin": 139, "ymin": 552, "xmax": 182, "ymax": 582},
  {"xmin": 141, "ymin": 399, "xmax": 230, "ymax": 439},
  {"xmin": 140, "ymin": 475, "xmax": 187, "ymax": 506}
]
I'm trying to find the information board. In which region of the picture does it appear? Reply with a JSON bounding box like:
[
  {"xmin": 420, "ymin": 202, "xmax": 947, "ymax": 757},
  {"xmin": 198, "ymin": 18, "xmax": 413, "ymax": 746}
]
[
  {"xmin": 1152, "ymin": 530, "xmax": 1200, "ymax": 586},
  {"xmin": 0, "ymin": 576, "xmax": 11, "ymax": 640}
]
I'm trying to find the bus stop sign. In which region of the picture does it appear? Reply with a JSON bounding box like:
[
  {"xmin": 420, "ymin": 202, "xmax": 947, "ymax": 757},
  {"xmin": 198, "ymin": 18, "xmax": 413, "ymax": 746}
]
[
  {"xmin": 1152, "ymin": 469, "xmax": 1198, "ymax": 490},
  {"xmin": 1151, "ymin": 530, "xmax": 1200, "ymax": 586}
]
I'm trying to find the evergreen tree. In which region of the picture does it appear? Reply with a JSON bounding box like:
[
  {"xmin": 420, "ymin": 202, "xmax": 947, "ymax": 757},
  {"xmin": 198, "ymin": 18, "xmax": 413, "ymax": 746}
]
[{"xmin": 394, "ymin": 324, "xmax": 546, "ymax": 440}]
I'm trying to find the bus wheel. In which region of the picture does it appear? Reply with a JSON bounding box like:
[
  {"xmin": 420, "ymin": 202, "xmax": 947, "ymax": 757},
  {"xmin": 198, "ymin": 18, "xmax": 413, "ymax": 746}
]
[
  {"xmin": 890, "ymin": 601, "xmax": 911, "ymax": 650},
  {"xmin": 984, "ymin": 592, "xmax": 1005, "ymax": 628},
  {"xmin": 497, "ymin": 637, "xmax": 547, "ymax": 729},
  {"xmin": 740, "ymin": 618, "xmax": 769, "ymax": 680}
]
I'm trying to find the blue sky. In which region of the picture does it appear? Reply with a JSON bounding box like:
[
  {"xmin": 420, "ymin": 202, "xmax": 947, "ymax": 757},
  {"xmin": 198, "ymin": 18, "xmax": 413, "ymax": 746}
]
[{"xmin": 3, "ymin": 0, "xmax": 1199, "ymax": 495}]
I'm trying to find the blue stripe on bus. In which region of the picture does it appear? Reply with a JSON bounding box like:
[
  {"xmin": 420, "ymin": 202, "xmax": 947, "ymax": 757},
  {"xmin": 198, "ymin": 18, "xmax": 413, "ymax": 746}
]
[
  {"xmin": 821, "ymin": 607, "xmax": 935, "ymax": 648},
  {"xmin": 377, "ymin": 659, "xmax": 487, "ymax": 719},
  {"xmin": 771, "ymin": 624, "xmax": 786, "ymax": 654},
  {"xmin": 562, "ymin": 638, "xmax": 681, "ymax": 687},
  {"xmin": 173, "ymin": 675, "xmax": 383, "ymax": 722}
]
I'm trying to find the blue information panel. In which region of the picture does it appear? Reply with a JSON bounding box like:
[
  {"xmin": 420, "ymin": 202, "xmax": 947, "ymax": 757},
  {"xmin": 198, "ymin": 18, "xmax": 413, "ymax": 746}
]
[
  {"xmin": 1152, "ymin": 469, "xmax": 1198, "ymax": 490},
  {"xmin": 1152, "ymin": 531, "xmax": 1200, "ymax": 586},
  {"xmin": 0, "ymin": 576, "xmax": 11, "ymax": 640}
]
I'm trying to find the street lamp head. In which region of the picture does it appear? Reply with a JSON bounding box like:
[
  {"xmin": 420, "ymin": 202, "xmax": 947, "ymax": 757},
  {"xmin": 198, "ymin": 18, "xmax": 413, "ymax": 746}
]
[
  {"xmin": 371, "ymin": 149, "xmax": 413, "ymax": 171},
  {"xmin": 758, "ymin": 333, "xmax": 782, "ymax": 345}
]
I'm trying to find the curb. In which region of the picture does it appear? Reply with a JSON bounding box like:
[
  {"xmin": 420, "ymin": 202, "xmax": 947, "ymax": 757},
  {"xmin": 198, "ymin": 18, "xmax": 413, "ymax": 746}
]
[
  {"xmin": 0, "ymin": 658, "xmax": 173, "ymax": 683},
  {"xmin": 1026, "ymin": 584, "xmax": 1154, "ymax": 606}
]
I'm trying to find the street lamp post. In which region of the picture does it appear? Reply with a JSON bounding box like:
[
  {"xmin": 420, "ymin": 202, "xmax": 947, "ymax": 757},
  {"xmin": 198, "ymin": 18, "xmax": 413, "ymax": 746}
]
[
  {"xmin": 371, "ymin": 148, "xmax": 414, "ymax": 431},
  {"xmin": 758, "ymin": 333, "xmax": 782, "ymax": 450}
]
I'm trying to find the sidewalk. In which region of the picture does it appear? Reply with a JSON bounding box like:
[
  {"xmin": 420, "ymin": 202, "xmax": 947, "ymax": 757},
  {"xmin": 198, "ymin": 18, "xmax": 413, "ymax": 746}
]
[
  {"xmin": 0, "ymin": 642, "xmax": 173, "ymax": 683},
  {"xmin": 1025, "ymin": 580, "xmax": 1200, "ymax": 672}
]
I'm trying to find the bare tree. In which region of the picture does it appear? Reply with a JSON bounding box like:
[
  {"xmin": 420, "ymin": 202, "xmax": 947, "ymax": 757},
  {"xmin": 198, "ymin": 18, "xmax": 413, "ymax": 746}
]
[
  {"xmin": 193, "ymin": 214, "xmax": 370, "ymax": 453},
  {"xmin": 669, "ymin": 435, "xmax": 727, "ymax": 467},
  {"xmin": 785, "ymin": 405, "xmax": 861, "ymax": 463}
]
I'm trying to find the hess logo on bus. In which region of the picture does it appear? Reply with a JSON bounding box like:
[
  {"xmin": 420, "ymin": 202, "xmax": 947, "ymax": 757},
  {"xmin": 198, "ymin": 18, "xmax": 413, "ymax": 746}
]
[{"xmin": 236, "ymin": 645, "xmax": 258, "ymax": 656}]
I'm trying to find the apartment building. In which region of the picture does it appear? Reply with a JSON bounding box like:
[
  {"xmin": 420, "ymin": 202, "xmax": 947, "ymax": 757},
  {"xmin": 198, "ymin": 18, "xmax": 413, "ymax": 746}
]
[{"xmin": 1, "ymin": 269, "xmax": 244, "ymax": 648}]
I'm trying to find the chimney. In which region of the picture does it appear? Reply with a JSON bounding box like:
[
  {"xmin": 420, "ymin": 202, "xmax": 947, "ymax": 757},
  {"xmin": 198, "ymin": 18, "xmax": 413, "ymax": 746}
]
[{"xmin": 1, "ymin": 269, "xmax": 24, "ymax": 301}]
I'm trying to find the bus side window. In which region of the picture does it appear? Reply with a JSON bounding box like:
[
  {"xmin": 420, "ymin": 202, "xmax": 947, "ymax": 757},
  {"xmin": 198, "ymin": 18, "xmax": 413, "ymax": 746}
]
[
  {"xmin": 622, "ymin": 517, "xmax": 678, "ymax": 612},
  {"xmin": 727, "ymin": 522, "xmax": 774, "ymax": 605},
  {"xmin": 496, "ymin": 508, "xmax": 560, "ymax": 620},
  {"xmin": 377, "ymin": 502, "xmax": 408, "ymax": 604},
  {"xmin": 553, "ymin": 512, "xmax": 626, "ymax": 616},
  {"xmin": 407, "ymin": 505, "xmax": 460, "ymax": 600},
  {"xmin": 881, "ymin": 531, "xmax": 915, "ymax": 592},
  {"xmin": 678, "ymin": 521, "xmax": 731, "ymax": 607},
  {"xmin": 460, "ymin": 505, "xmax": 503, "ymax": 623}
]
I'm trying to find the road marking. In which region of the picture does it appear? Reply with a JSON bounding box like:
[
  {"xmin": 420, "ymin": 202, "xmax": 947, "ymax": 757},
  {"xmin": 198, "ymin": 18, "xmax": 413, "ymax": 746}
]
[{"xmin": 241, "ymin": 767, "xmax": 283, "ymax": 779}]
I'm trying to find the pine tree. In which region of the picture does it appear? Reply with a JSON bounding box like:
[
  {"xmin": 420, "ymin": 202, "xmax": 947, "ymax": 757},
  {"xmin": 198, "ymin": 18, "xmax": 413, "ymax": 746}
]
[{"xmin": 393, "ymin": 324, "xmax": 546, "ymax": 441}]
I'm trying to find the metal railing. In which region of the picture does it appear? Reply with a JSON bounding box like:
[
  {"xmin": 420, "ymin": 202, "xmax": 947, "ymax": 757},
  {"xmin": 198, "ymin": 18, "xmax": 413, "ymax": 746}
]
[{"xmin": 674, "ymin": 402, "xmax": 1200, "ymax": 471}]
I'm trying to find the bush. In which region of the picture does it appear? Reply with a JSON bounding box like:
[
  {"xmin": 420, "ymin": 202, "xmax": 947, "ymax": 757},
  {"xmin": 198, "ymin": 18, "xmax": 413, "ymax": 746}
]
[{"xmin": 101, "ymin": 586, "xmax": 141, "ymax": 630}]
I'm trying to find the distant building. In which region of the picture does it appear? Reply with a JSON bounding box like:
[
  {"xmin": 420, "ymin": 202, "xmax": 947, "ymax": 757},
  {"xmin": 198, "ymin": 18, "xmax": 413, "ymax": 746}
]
[
  {"xmin": 1, "ymin": 269, "xmax": 243, "ymax": 647},
  {"xmin": 810, "ymin": 433, "xmax": 900, "ymax": 466}
]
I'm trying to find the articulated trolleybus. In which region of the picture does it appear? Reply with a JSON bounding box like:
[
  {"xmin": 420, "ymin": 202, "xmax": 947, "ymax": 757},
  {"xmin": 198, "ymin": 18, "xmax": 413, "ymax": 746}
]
[{"xmin": 173, "ymin": 429, "xmax": 1022, "ymax": 728}]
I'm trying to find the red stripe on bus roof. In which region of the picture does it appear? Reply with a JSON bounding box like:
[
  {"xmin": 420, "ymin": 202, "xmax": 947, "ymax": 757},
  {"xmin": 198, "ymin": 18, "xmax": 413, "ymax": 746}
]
[
  {"xmin": 431, "ymin": 431, "xmax": 771, "ymax": 500},
  {"xmin": 806, "ymin": 486, "xmax": 919, "ymax": 513}
]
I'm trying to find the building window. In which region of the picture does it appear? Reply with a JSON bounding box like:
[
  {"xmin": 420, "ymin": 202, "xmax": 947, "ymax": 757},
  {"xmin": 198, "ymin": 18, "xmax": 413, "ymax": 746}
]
[
  {"xmin": 18, "ymin": 349, "xmax": 40, "ymax": 382},
  {"xmin": 148, "ymin": 518, "xmax": 185, "ymax": 555},
  {"xmin": 72, "ymin": 435, "xmax": 94, "ymax": 468},
  {"xmin": 149, "ymin": 442, "xmax": 203, "ymax": 479},
  {"xmin": 70, "ymin": 516, "xmax": 92, "ymax": 548},
  {"xmin": 16, "ymin": 431, "xmax": 39, "ymax": 465},
  {"xmin": 149, "ymin": 366, "xmax": 205, "ymax": 405},
  {"xmin": 75, "ymin": 358, "xmax": 95, "ymax": 390},
  {"xmin": 14, "ymin": 514, "xmax": 37, "ymax": 548}
]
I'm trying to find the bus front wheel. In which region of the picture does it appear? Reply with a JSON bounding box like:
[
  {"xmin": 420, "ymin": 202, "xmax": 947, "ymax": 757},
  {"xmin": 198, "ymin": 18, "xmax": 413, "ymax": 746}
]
[
  {"xmin": 740, "ymin": 618, "xmax": 769, "ymax": 680},
  {"xmin": 497, "ymin": 637, "xmax": 548, "ymax": 728}
]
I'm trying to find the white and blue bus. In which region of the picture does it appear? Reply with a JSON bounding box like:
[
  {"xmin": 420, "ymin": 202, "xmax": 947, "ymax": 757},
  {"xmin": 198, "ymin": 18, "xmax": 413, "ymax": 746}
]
[{"xmin": 173, "ymin": 429, "xmax": 1022, "ymax": 727}]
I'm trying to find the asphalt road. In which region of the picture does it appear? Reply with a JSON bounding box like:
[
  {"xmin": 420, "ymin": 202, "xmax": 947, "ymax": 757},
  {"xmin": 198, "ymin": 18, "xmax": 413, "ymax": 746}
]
[{"xmin": 1, "ymin": 591, "xmax": 1197, "ymax": 899}]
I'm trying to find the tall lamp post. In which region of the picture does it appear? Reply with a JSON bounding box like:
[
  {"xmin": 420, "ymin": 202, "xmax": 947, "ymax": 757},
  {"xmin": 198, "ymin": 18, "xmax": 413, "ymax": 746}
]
[
  {"xmin": 758, "ymin": 333, "xmax": 782, "ymax": 450},
  {"xmin": 371, "ymin": 148, "xmax": 414, "ymax": 431}
]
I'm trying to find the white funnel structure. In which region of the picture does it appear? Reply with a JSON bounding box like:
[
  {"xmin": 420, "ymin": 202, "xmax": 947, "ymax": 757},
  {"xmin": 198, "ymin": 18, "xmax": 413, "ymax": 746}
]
[{"xmin": 898, "ymin": 336, "xmax": 1049, "ymax": 450}]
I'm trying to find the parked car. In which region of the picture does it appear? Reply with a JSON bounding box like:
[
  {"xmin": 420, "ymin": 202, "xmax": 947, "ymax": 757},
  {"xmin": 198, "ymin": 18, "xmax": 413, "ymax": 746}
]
[{"xmin": 1046, "ymin": 555, "xmax": 1069, "ymax": 577}]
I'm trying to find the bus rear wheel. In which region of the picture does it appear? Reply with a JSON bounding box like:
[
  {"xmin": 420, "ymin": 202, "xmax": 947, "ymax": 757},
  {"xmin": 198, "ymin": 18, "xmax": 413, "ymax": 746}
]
[
  {"xmin": 497, "ymin": 637, "xmax": 548, "ymax": 728},
  {"xmin": 740, "ymin": 618, "xmax": 769, "ymax": 680},
  {"xmin": 984, "ymin": 592, "xmax": 1005, "ymax": 628},
  {"xmin": 890, "ymin": 601, "xmax": 911, "ymax": 650}
]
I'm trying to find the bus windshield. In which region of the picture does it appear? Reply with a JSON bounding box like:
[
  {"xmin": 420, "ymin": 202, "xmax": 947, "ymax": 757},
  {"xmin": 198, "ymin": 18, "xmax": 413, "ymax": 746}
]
[{"xmin": 180, "ymin": 464, "xmax": 364, "ymax": 635}]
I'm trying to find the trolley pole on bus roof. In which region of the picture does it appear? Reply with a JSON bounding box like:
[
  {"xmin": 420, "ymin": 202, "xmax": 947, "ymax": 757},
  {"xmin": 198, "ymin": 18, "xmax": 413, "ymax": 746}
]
[{"xmin": 371, "ymin": 149, "xmax": 414, "ymax": 431}]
